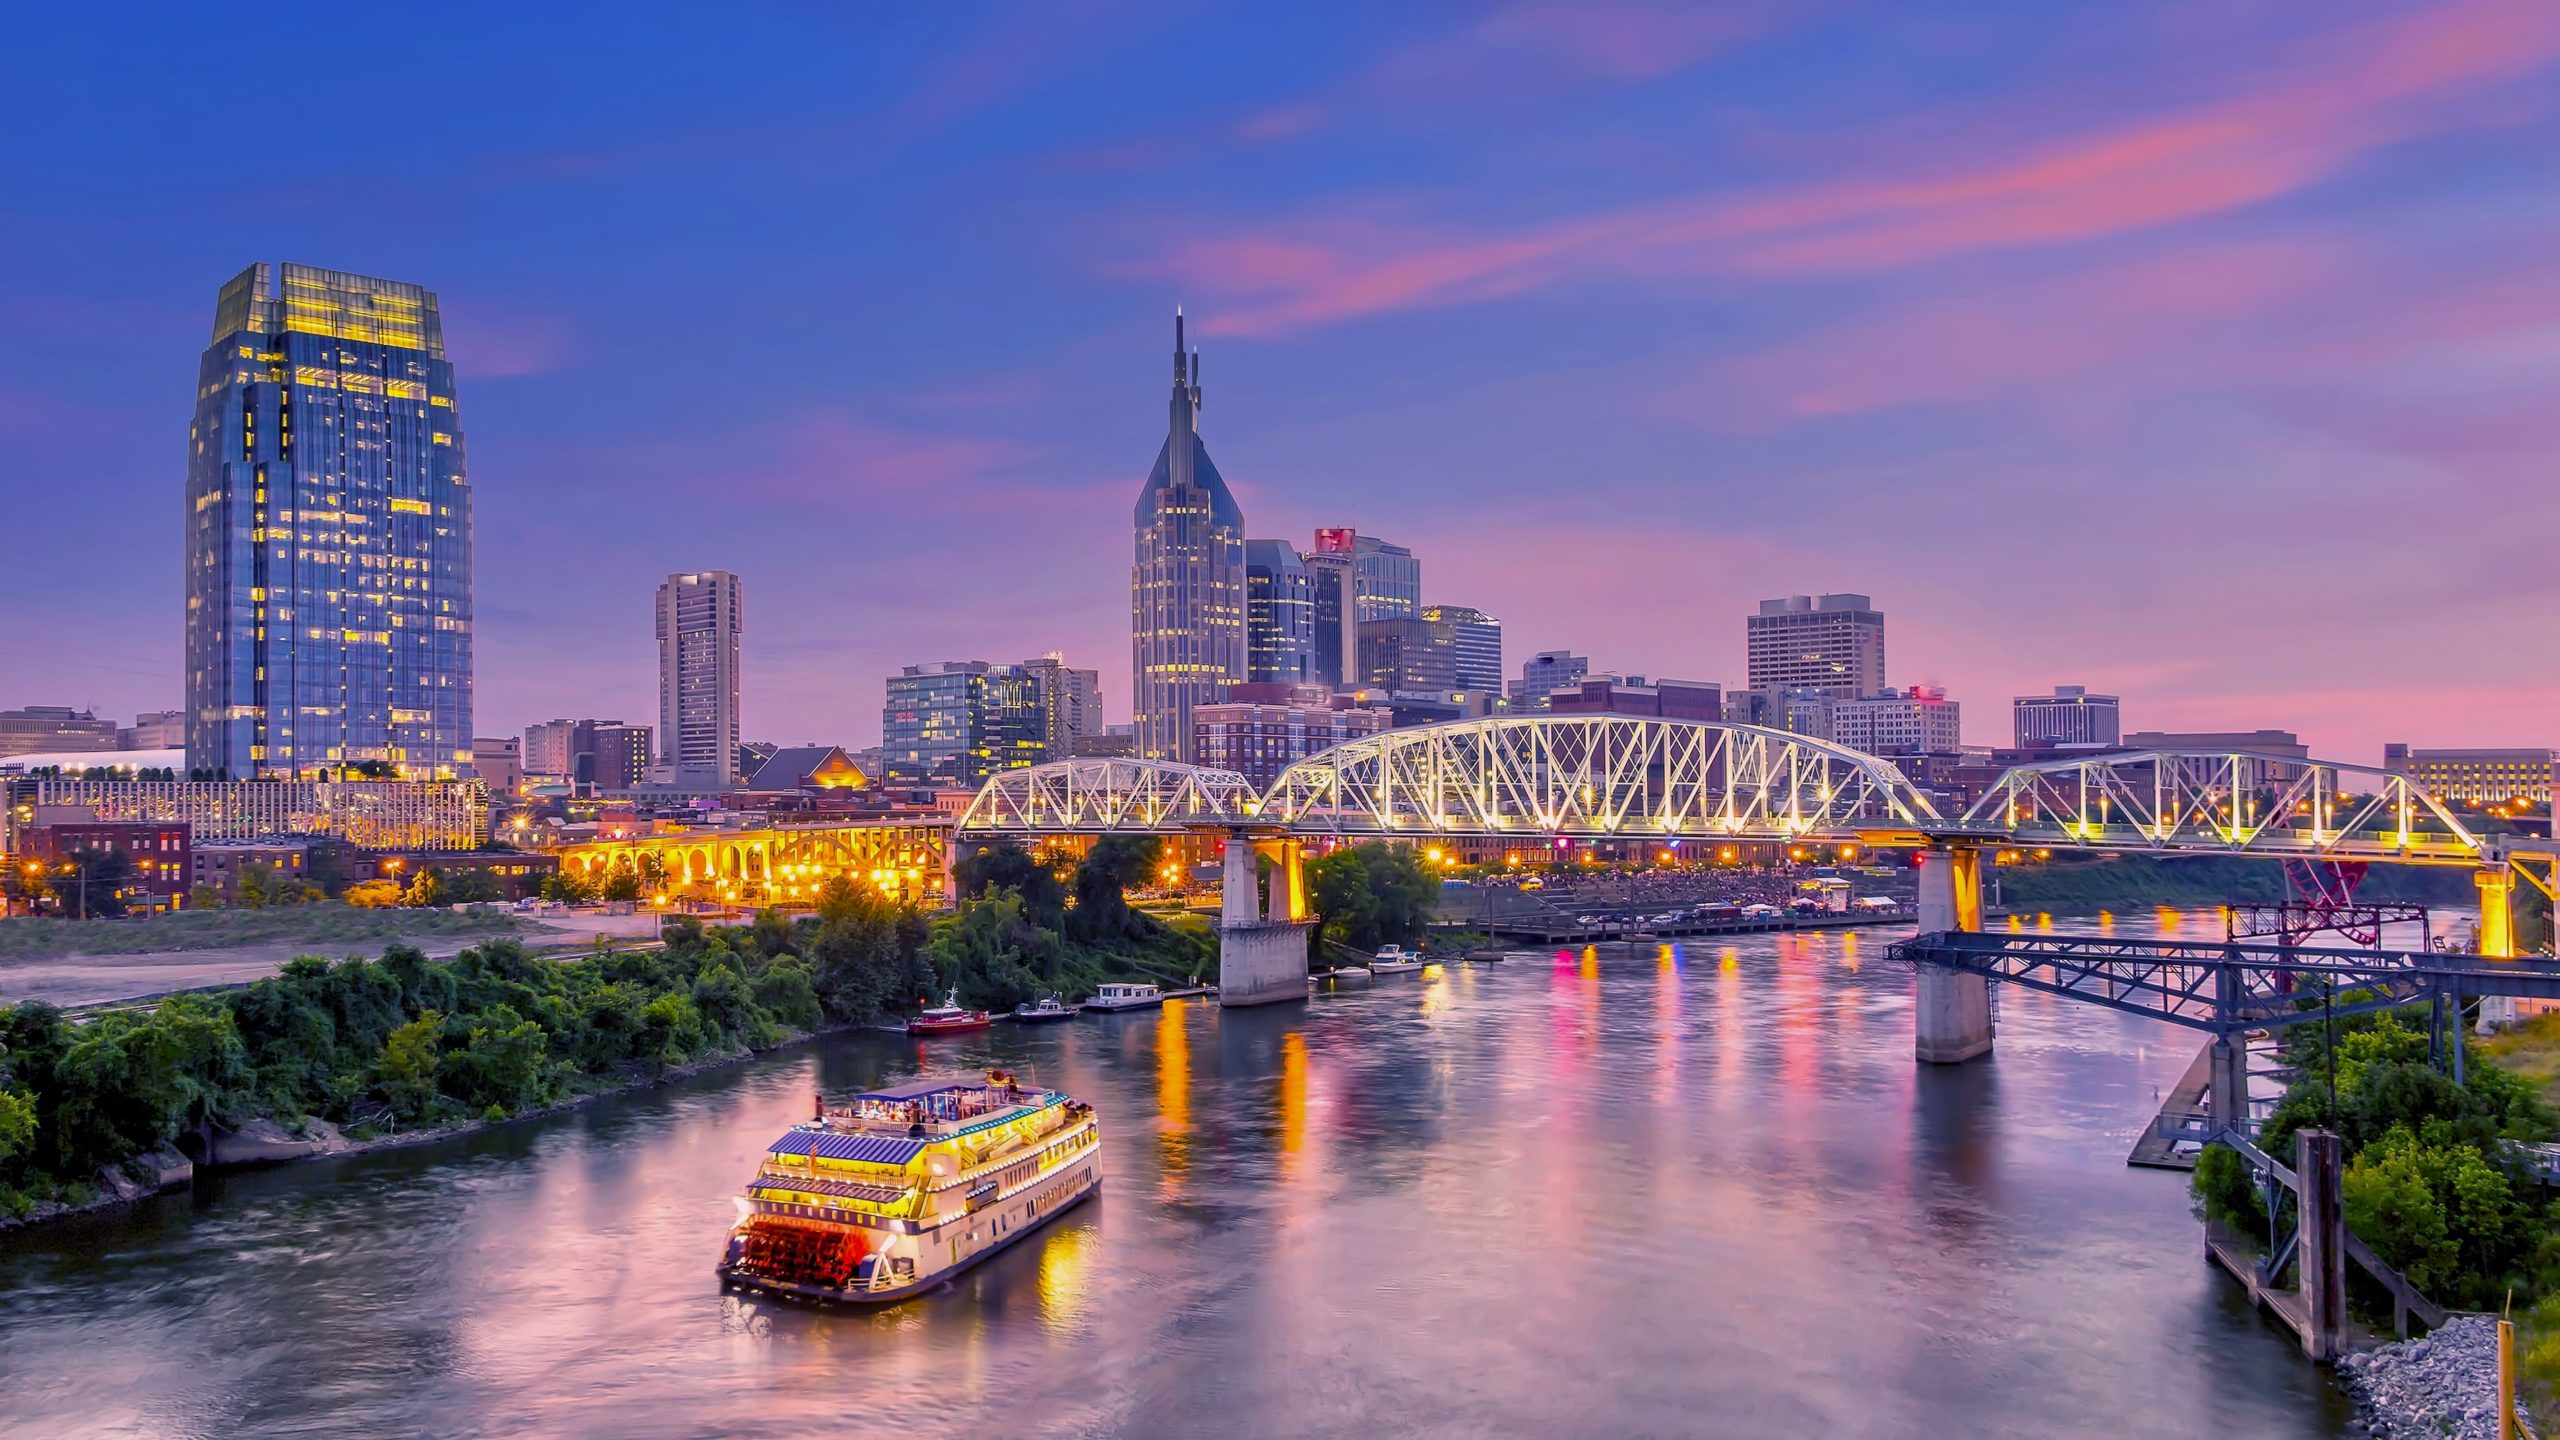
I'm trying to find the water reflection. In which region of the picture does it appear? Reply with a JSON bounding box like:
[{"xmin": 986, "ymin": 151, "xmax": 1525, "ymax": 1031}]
[{"xmin": 0, "ymin": 912, "xmax": 2355, "ymax": 1440}]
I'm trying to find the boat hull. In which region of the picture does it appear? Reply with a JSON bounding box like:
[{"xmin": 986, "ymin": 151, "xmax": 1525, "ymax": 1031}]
[
  {"xmin": 1009, "ymin": 1010, "xmax": 1078, "ymax": 1024},
  {"xmin": 1079, "ymin": 999, "xmax": 1162, "ymax": 1013},
  {"xmin": 907, "ymin": 1017, "xmax": 993, "ymax": 1035},
  {"xmin": 718, "ymin": 1162, "xmax": 1102, "ymax": 1307}
]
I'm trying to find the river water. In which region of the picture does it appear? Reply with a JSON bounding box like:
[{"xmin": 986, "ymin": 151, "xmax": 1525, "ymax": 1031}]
[{"xmin": 1, "ymin": 910, "xmax": 2365, "ymax": 1439}]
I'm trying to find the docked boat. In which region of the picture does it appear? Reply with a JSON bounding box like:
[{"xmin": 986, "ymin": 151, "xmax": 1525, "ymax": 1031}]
[
  {"xmin": 908, "ymin": 990, "xmax": 994, "ymax": 1036},
  {"xmin": 1010, "ymin": 995, "xmax": 1079, "ymax": 1024},
  {"xmin": 1081, "ymin": 981, "xmax": 1163, "ymax": 1013},
  {"xmin": 1369, "ymin": 945, "xmax": 1424, "ymax": 975},
  {"xmin": 717, "ymin": 1072, "xmax": 1103, "ymax": 1305}
]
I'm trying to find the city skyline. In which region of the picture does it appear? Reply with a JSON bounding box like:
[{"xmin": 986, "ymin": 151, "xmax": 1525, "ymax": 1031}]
[{"xmin": 5, "ymin": 4, "xmax": 2558, "ymax": 762}]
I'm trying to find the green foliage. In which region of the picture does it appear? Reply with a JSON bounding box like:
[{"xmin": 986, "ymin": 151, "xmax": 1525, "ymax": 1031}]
[
  {"xmin": 2341, "ymin": 1125, "xmax": 2536, "ymax": 1308},
  {"xmin": 2190, "ymin": 1142, "xmax": 2268, "ymax": 1231},
  {"xmin": 374, "ymin": 1013, "xmax": 442, "ymax": 1121},
  {"xmin": 808, "ymin": 878, "xmax": 934, "ymax": 1020},
  {"xmin": 43, "ymin": 848, "xmax": 132, "ymax": 918},
  {"xmin": 0, "ymin": 901, "xmax": 518, "ymax": 960},
  {"xmin": 1067, "ymin": 837, "xmax": 1162, "ymax": 946},
  {"xmin": 1306, "ymin": 843, "xmax": 1436, "ymax": 952},
  {"xmin": 0, "ymin": 1085, "xmax": 35, "ymax": 1167}
]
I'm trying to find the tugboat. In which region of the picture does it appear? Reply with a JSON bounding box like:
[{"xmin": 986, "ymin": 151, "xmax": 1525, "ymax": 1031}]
[
  {"xmin": 907, "ymin": 989, "xmax": 994, "ymax": 1036},
  {"xmin": 1369, "ymin": 944, "xmax": 1424, "ymax": 975},
  {"xmin": 1009, "ymin": 994, "xmax": 1079, "ymax": 1024},
  {"xmin": 717, "ymin": 1071, "xmax": 1103, "ymax": 1305}
]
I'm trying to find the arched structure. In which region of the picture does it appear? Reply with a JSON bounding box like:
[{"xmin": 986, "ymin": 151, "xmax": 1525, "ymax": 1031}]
[
  {"xmin": 1958, "ymin": 750, "xmax": 2484, "ymax": 863},
  {"xmin": 956, "ymin": 756, "xmax": 1259, "ymax": 836},
  {"xmin": 1259, "ymin": 715, "xmax": 1938, "ymax": 839}
]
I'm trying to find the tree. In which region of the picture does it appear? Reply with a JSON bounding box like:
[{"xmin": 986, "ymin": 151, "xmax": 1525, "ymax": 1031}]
[
  {"xmin": 0, "ymin": 1085, "xmax": 36, "ymax": 1170},
  {"xmin": 809, "ymin": 878, "xmax": 930, "ymax": 1018},
  {"xmin": 1067, "ymin": 836, "xmax": 1160, "ymax": 946},
  {"xmin": 957, "ymin": 844, "xmax": 1068, "ymax": 931},
  {"xmin": 45, "ymin": 848, "xmax": 132, "ymax": 919},
  {"xmin": 343, "ymin": 880, "xmax": 404, "ymax": 909},
  {"xmin": 403, "ymin": 868, "xmax": 445, "ymax": 908},
  {"xmin": 599, "ymin": 869, "xmax": 643, "ymax": 904},
  {"xmin": 373, "ymin": 1011, "xmax": 443, "ymax": 1121},
  {"xmin": 186, "ymin": 884, "xmax": 223, "ymax": 912},
  {"xmin": 1307, "ymin": 843, "xmax": 1435, "ymax": 952},
  {"xmin": 236, "ymin": 864, "xmax": 274, "ymax": 910}
]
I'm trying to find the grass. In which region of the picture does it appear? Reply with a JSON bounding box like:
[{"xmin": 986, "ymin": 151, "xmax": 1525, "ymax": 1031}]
[
  {"xmin": 0, "ymin": 902, "xmax": 520, "ymax": 960},
  {"xmin": 2476, "ymin": 1011, "xmax": 2560, "ymax": 1110},
  {"xmin": 2477, "ymin": 1015, "xmax": 2560, "ymax": 1418}
]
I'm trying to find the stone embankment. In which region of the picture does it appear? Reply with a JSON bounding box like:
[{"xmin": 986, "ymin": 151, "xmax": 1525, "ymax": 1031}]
[{"xmin": 2342, "ymin": 1315, "xmax": 2534, "ymax": 1439}]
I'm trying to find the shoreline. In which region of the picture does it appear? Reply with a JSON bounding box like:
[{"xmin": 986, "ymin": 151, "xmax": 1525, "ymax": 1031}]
[{"xmin": 0, "ymin": 1017, "xmax": 906, "ymax": 1237}]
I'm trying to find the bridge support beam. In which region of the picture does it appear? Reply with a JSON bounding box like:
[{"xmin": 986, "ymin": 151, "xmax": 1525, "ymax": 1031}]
[
  {"xmin": 2478, "ymin": 866, "xmax": 2521, "ymax": 1030},
  {"xmin": 1914, "ymin": 844, "xmax": 1993, "ymax": 1064},
  {"xmin": 1218, "ymin": 832, "xmax": 1311, "ymax": 1008}
]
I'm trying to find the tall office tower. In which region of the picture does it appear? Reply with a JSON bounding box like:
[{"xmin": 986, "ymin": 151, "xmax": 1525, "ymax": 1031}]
[
  {"xmin": 1303, "ymin": 544, "xmax": 1360, "ymax": 688},
  {"xmin": 1356, "ymin": 617, "xmax": 1459, "ymax": 691},
  {"xmin": 883, "ymin": 661, "xmax": 1048, "ymax": 785},
  {"xmin": 1354, "ymin": 533, "xmax": 1420, "ymax": 620},
  {"xmin": 656, "ymin": 571, "xmax": 744, "ymax": 784},
  {"xmin": 2013, "ymin": 685, "xmax": 2121, "ymax": 748},
  {"xmin": 1508, "ymin": 650, "xmax": 1590, "ymax": 711},
  {"xmin": 1245, "ymin": 540, "xmax": 1316, "ymax": 685},
  {"xmin": 1131, "ymin": 312, "xmax": 1245, "ymax": 762},
  {"xmin": 186, "ymin": 263, "xmax": 473, "ymax": 779},
  {"xmin": 1421, "ymin": 605, "xmax": 1502, "ymax": 692},
  {"xmin": 1021, "ymin": 654, "xmax": 1104, "ymax": 761},
  {"xmin": 1744, "ymin": 594, "xmax": 1885, "ymax": 700}
]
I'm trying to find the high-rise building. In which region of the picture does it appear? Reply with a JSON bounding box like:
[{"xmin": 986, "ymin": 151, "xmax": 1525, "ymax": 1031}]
[
  {"xmin": 0, "ymin": 707, "xmax": 119, "ymax": 759},
  {"xmin": 1020, "ymin": 654, "xmax": 1105, "ymax": 761},
  {"xmin": 1744, "ymin": 594, "xmax": 1885, "ymax": 700},
  {"xmin": 1192, "ymin": 683, "xmax": 1393, "ymax": 788},
  {"xmin": 1131, "ymin": 313, "xmax": 1246, "ymax": 761},
  {"xmin": 1509, "ymin": 651, "xmax": 1590, "ymax": 711},
  {"xmin": 186, "ymin": 263, "xmax": 473, "ymax": 779},
  {"xmin": 1421, "ymin": 605, "xmax": 1502, "ymax": 692},
  {"xmin": 521, "ymin": 718, "xmax": 652, "ymax": 792},
  {"xmin": 1303, "ymin": 544, "xmax": 1361, "ymax": 688},
  {"xmin": 656, "ymin": 571, "xmax": 743, "ymax": 784},
  {"xmin": 1356, "ymin": 617, "xmax": 1459, "ymax": 692},
  {"xmin": 1830, "ymin": 686, "xmax": 1962, "ymax": 756},
  {"xmin": 1245, "ymin": 540, "xmax": 1316, "ymax": 685},
  {"xmin": 883, "ymin": 661, "xmax": 1048, "ymax": 786},
  {"xmin": 1726, "ymin": 685, "xmax": 1835, "ymax": 739},
  {"xmin": 1355, "ymin": 533, "xmax": 1420, "ymax": 620},
  {"xmin": 2013, "ymin": 685, "xmax": 2121, "ymax": 748}
]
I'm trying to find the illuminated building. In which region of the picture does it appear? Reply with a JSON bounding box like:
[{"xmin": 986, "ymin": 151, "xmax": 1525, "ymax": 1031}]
[
  {"xmin": 1508, "ymin": 651, "xmax": 1588, "ymax": 712},
  {"xmin": 3, "ymin": 776, "xmax": 487, "ymax": 850},
  {"xmin": 1303, "ymin": 544, "xmax": 1359, "ymax": 688},
  {"xmin": 1192, "ymin": 684, "xmax": 1392, "ymax": 787},
  {"xmin": 1726, "ymin": 685, "xmax": 1834, "ymax": 739},
  {"xmin": 1245, "ymin": 540, "xmax": 1316, "ymax": 685},
  {"xmin": 1356, "ymin": 617, "xmax": 1458, "ymax": 691},
  {"xmin": 12, "ymin": 814, "xmax": 191, "ymax": 914},
  {"xmin": 883, "ymin": 661, "xmax": 1048, "ymax": 786},
  {"xmin": 2013, "ymin": 685, "xmax": 2121, "ymax": 747},
  {"xmin": 1551, "ymin": 676, "xmax": 1722, "ymax": 722},
  {"xmin": 0, "ymin": 707, "xmax": 118, "ymax": 758},
  {"xmin": 1312, "ymin": 527, "xmax": 1421, "ymax": 621},
  {"xmin": 186, "ymin": 263, "xmax": 473, "ymax": 779},
  {"xmin": 657, "ymin": 571, "xmax": 744, "ymax": 785},
  {"xmin": 120, "ymin": 711, "xmax": 188, "ymax": 750},
  {"xmin": 1421, "ymin": 605, "xmax": 1503, "ymax": 692},
  {"xmin": 1829, "ymin": 686, "xmax": 1962, "ymax": 756},
  {"xmin": 1132, "ymin": 312, "xmax": 1245, "ymax": 760},
  {"xmin": 1745, "ymin": 594, "xmax": 1885, "ymax": 700},
  {"xmin": 2383, "ymin": 744, "xmax": 2556, "ymax": 805},
  {"xmin": 523, "ymin": 718, "xmax": 651, "ymax": 793},
  {"xmin": 1020, "ymin": 654, "xmax": 1105, "ymax": 761},
  {"xmin": 470, "ymin": 737, "xmax": 522, "ymax": 798}
]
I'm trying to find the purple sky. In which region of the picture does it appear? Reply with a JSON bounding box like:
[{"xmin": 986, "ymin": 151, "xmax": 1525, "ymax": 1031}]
[{"xmin": 4, "ymin": 1, "xmax": 2556, "ymax": 762}]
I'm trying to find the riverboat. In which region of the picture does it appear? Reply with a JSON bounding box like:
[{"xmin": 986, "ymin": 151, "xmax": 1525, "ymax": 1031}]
[
  {"xmin": 1010, "ymin": 995, "xmax": 1078, "ymax": 1024},
  {"xmin": 1369, "ymin": 945, "xmax": 1424, "ymax": 975},
  {"xmin": 1081, "ymin": 982, "xmax": 1163, "ymax": 1013},
  {"xmin": 908, "ymin": 990, "xmax": 993, "ymax": 1036},
  {"xmin": 716, "ymin": 1072, "xmax": 1103, "ymax": 1305}
]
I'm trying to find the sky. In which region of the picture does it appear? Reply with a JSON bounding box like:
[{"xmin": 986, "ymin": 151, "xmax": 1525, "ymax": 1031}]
[{"xmin": 3, "ymin": 0, "xmax": 2556, "ymax": 763}]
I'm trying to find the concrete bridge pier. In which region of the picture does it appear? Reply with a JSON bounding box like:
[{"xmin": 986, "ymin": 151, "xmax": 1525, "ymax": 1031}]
[
  {"xmin": 2476, "ymin": 866, "xmax": 2523, "ymax": 1029},
  {"xmin": 1218, "ymin": 831, "xmax": 1312, "ymax": 1007},
  {"xmin": 1914, "ymin": 844, "xmax": 1993, "ymax": 1064}
]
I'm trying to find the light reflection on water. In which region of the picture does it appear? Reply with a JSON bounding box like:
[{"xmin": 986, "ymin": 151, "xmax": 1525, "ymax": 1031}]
[{"xmin": 0, "ymin": 911, "xmax": 2360, "ymax": 1439}]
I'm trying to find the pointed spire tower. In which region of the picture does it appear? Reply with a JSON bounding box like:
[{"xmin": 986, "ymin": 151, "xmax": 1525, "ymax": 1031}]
[{"xmin": 1132, "ymin": 308, "xmax": 1246, "ymax": 763}]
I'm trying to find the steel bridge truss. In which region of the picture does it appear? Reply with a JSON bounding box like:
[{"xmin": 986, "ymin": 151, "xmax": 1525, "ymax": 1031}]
[
  {"xmin": 1958, "ymin": 750, "xmax": 2483, "ymax": 864},
  {"xmin": 1889, "ymin": 932, "xmax": 2560, "ymax": 1040},
  {"xmin": 955, "ymin": 757, "xmax": 1261, "ymax": 835},
  {"xmin": 1257, "ymin": 716, "xmax": 1939, "ymax": 840}
]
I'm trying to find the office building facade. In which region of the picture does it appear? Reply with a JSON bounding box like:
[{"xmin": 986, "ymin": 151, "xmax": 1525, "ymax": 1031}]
[
  {"xmin": 1021, "ymin": 654, "xmax": 1105, "ymax": 761},
  {"xmin": 186, "ymin": 263, "xmax": 473, "ymax": 779},
  {"xmin": 1830, "ymin": 686, "xmax": 1962, "ymax": 756},
  {"xmin": 1744, "ymin": 594, "xmax": 1885, "ymax": 700},
  {"xmin": 1132, "ymin": 314, "xmax": 1246, "ymax": 761},
  {"xmin": 0, "ymin": 707, "xmax": 119, "ymax": 759},
  {"xmin": 2013, "ymin": 685, "xmax": 2121, "ymax": 748},
  {"xmin": 1422, "ymin": 605, "xmax": 1502, "ymax": 693},
  {"xmin": 2383, "ymin": 745, "xmax": 2557, "ymax": 805},
  {"xmin": 1245, "ymin": 540, "xmax": 1316, "ymax": 686},
  {"xmin": 1550, "ymin": 677, "xmax": 1723, "ymax": 722},
  {"xmin": 1357, "ymin": 617, "xmax": 1460, "ymax": 692},
  {"xmin": 1509, "ymin": 651, "xmax": 1590, "ymax": 711},
  {"xmin": 1303, "ymin": 545, "xmax": 1360, "ymax": 688},
  {"xmin": 656, "ymin": 570, "xmax": 743, "ymax": 784},
  {"xmin": 1192, "ymin": 684, "xmax": 1393, "ymax": 788},
  {"xmin": 883, "ymin": 661, "xmax": 1048, "ymax": 786},
  {"xmin": 121, "ymin": 711, "xmax": 188, "ymax": 750}
]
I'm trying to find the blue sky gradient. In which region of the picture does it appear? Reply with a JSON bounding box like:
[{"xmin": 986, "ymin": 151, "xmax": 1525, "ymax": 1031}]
[{"xmin": 3, "ymin": 1, "xmax": 2555, "ymax": 759}]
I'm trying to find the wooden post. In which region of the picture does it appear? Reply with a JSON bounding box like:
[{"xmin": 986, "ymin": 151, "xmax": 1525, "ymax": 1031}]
[
  {"xmin": 2297, "ymin": 1128, "xmax": 2345, "ymax": 1360},
  {"xmin": 2500, "ymin": 1315, "xmax": 2517, "ymax": 1440}
]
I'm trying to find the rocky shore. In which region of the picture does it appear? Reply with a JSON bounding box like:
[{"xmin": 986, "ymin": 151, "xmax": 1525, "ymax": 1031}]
[{"xmin": 2343, "ymin": 1316, "xmax": 2535, "ymax": 1439}]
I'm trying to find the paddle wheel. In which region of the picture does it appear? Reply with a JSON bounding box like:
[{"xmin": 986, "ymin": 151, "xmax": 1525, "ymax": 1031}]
[
  {"xmin": 2228, "ymin": 859, "xmax": 2430, "ymax": 949},
  {"xmin": 732, "ymin": 1217, "xmax": 872, "ymax": 1291}
]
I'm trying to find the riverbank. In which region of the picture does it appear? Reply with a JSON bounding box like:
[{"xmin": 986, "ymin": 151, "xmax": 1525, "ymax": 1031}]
[
  {"xmin": 2342, "ymin": 1316, "xmax": 2533, "ymax": 1438},
  {"xmin": 0, "ymin": 1016, "xmax": 869, "ymax": 1236}
]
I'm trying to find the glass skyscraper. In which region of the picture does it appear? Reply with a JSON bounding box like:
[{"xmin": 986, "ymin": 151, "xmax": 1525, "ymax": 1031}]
[
  {"xmin": 186, "ymin": 263, "xmax": 472, "ymax": 779},
  {"xmin": 882, "ymin": 661, "xmax": 1048, "ymax": 786},
  {"xmin": 1131, "ymin": 313, "xmax": 1245, "ymax": 762},
  {"xmin": 1245, "ymin": 540, "xmax": 1315, "ymax": 685}
]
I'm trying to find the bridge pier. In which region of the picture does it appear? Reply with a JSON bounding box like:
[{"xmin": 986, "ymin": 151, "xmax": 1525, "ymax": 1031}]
[
  {"xmin": 1218, "ymin": 831, "xmax": 1312, "ymax": 1007},
  {"xmin": 2476, "ymin": 866, "xmax": 2525, "ymax": 1029},
  {"xmin": 1914, "ymin": 844, "xmax": 1993, "ymax": 1064}
]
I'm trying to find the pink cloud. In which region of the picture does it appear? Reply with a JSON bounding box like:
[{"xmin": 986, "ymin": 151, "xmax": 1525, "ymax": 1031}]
[
  {"xmin": 440, "ymin": 306, "xmax": 576, "ymax": 379},
  {"xmin": 1138, "ymin": 0, "xmax": 2560, "ymax": 335}
]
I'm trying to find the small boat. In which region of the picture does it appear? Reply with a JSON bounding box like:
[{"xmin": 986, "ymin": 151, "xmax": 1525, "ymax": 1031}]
[
  {"xmin": 1081, "ymin": 982, "xmax": 1164, "ymax": 1013},
  {"xmin": 718, "ymin": 1072, "xmax": 1103, "ymax": 1305},
  {"xmin": 1320, "ymin": 965, "xmax": 1371, "ymax": 981},
  {"xmin": 1369, "ymin": 945, "xmax": 1424, "ymax": 975},
  {"xmin": 1010, "ymin": 994, "xmax": 1079, "ymax": 1024},
  {"xmin": 908, "ymin": 990, "xmax": 994, "ymax": 1036}
]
